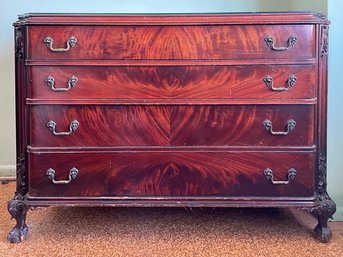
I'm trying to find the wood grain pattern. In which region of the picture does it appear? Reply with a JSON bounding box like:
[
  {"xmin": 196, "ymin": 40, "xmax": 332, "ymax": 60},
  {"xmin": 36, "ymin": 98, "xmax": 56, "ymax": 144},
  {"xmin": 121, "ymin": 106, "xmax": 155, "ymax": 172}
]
[
  {"xmin": 29, "ymin": 105, "xmax": 314, "ymax": 147},
  {"xmin": 28, "ymin": 25, "xmax": 315, "ymax": 60},
  {"xmin": 26, "ymin": 59, "xmax": 318, "ymax": 66},
  {"xmin": 11, "ymin": 13, "xmax": 335, "ymax": 243},
  {"xmin": 28, "ymin": 151, "xmax": 315, "ymax": 197},
  {"xmin": 29, "ymin": 65, "xmax": 316, "ymax": 99}
]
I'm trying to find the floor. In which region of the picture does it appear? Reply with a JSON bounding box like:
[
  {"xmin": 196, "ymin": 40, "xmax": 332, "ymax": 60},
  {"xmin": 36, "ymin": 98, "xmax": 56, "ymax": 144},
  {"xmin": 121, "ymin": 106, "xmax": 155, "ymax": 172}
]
[{"xmin": 1, "ymin": 181, "xmax": 343, "ymax": 257}]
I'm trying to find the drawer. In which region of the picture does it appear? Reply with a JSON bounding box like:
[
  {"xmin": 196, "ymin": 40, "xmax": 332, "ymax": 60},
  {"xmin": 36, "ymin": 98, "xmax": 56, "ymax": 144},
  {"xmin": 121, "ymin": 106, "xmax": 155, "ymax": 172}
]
[
  {"xmin": 29, "ymin": 105, "xmax": 314, "ymax": 147},
  {"xmin": 28, "ymin": 25, "xmax": 315, "ymax": 60},
  {"xmin": 28, "ymin": 151, "xmax": 315, "ymax": 198},
  {"xmin": 29, "ymin": 65, "xmax": 316, "ymax": 100}
]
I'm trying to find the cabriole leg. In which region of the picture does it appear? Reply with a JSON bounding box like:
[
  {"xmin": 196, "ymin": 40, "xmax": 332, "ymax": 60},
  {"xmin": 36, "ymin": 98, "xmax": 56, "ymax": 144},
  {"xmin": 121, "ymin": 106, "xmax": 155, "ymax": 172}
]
[{"xmin": 311, "ymin": 154, "xmax": 337, "ymax": 243}]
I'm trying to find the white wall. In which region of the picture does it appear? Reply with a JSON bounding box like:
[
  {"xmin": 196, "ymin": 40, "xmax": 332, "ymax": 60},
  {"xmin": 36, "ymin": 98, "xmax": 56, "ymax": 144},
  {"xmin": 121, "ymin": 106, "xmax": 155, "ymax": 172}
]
[
  {"xmin": 328, "ymin": 0, "xmax": 343, "ymax": 220},
  {"xmin": 290, "ymin": 0, "xmax": 327, "ymax": 14},
  {"xmin": 1, "ymin": 1, "xmax": 342, "ymax": 220}
]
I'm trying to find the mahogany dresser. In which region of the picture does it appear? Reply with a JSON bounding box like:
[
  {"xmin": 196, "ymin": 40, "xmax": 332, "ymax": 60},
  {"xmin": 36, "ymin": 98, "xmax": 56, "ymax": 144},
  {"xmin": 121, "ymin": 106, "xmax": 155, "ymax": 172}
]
[{"xmin": 9, "ymin": 13, "xmax": 336, "ymax": 243}]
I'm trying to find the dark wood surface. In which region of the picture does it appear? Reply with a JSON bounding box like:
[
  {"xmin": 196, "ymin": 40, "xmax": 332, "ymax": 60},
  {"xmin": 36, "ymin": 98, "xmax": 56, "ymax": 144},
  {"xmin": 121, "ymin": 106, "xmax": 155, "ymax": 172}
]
[
  {"xmin": 29, "ymin": 65, "xmax": 316, "ymax": 99},
  {"xmin": 28, "ymin": 25, "xmax": 315, "ymax": 60},
  {"xmin": 9, "ymin": 13, "xmax": 335, "ymax": 243},
  {"xmin": 29, "ymin": 105, "xmax": 314, "ymax": 147},
  {"xmin": 28, "ymin": 151, "xmax": 315, "ymax": 197},
  {"xmin": 15, "ymin": 12, "xmax": 329, "ymax": 25}
]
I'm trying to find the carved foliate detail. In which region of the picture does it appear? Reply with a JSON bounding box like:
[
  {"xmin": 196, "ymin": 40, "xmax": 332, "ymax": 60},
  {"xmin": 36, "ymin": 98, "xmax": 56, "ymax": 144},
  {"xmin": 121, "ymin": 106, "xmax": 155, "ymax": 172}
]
[
  {"xmin": 301, "ymin": 154, "xmax": 336, "ymax": 242},
  {"xmin": 15, "ymin": 27, "xmax": 24, "ymax": 60},
  {"xmin": 317, "ymin": 153, "xmax": 328, "ymax": 198},
  {"xmin": 16, "ymin": 154, "xmax": 27, "ymax": 196},
  {"xmin": 312, "ymin": 154, "xmax": 336, "ymax": 217},
  {"xmin": 320, "ymin": 26, "xmax": 329, "ymax": 58}
]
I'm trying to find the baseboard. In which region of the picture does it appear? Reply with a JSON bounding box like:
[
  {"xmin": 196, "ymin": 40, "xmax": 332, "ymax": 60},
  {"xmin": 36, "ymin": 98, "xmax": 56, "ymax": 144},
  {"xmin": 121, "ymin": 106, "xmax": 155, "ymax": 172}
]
[
  {"xmin": 333, "ymin": 195, "xmax": 343, "ymax": 221},
  {"xmin": 334, "ymin": 207, "xmax": 343, "ymax": 221},
  {"xmin": 0, "ymin": 165, "xmax": 16, "ymax": 177}
]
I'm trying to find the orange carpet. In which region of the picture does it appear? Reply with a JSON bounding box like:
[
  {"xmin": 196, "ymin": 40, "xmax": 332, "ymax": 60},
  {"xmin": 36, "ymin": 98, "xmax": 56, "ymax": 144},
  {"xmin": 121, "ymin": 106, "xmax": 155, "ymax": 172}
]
[{"xmin": 0, "ymin": 182, "xmax": 342, "ymax": 257}]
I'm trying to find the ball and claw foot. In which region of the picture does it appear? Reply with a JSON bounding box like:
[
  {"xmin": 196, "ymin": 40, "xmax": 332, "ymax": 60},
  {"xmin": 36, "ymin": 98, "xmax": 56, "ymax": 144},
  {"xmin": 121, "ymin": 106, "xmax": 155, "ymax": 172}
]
[
  {"xmin": 8, "ymin": 225, "xmax": 28, "ymax": 243},
  {"xmin": 314, "ymin": 224, "xmax": 332, "ymax": 243},
  {"xmin": 311, "ymin": 196, "xmax": 336, "ymax": 243},
  {"xmin": 7, "ymin": 196, "xmax": 29, "ymax": 243}
]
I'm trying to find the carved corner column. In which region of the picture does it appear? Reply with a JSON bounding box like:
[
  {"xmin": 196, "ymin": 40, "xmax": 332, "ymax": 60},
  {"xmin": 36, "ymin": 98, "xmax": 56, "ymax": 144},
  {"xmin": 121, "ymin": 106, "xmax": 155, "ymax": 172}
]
[
  {"xmin": 8, "ymin": 154, "xmax": 29, "ymax": 243},
  {"xmin": 8, "ymin": 25, "xmax": 30, "ymax": 243},
  {"xmin": 308, "ymin": 24, "xmax": 336, "ymax": 243}
]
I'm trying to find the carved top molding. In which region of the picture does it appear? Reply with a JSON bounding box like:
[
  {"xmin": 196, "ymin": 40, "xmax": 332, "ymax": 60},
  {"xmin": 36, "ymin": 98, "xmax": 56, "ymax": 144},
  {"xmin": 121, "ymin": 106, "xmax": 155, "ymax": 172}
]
[{"xmin": 14, "ymin": 12, "xmax": 330, "ymax": 26}]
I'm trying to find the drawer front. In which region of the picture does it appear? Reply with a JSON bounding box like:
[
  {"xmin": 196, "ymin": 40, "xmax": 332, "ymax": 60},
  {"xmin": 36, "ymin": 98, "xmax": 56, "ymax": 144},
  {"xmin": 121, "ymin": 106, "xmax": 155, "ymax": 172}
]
[
  {"xmin": 29, "ymin": 105, "xmax": 314, "ymax": 147},
  {"xmin": 28, "ymin": 151, "xmax": 315, "ymax": 197},
  {"xmin": 28, "ymin": 25, "xmax": 315, "ymax": 60},
  {"xmin": 29, "ymin": 65, "xmax": 316, "ymax": 100}
]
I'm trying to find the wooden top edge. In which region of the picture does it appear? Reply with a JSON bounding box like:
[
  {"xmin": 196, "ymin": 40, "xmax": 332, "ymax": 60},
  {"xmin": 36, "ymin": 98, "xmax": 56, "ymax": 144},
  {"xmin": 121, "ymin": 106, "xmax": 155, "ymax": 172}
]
[{"xmin": 14, "ymin": 12, "xmax": 329, "ymax": 26}]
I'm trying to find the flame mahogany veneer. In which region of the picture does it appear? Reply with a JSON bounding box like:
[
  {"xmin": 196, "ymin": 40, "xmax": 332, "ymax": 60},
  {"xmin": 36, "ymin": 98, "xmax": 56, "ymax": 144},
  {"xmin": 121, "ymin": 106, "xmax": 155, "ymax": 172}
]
[
  {"xmin": 28, "ymin": 151, "xmax": 315, "ymax": 197},
  {"xmin": 8, "ymin": 13, "xmax": 336, "ymax": 243},
  {"xmin": 29, "ymin": 105, "xmax": 314, "ymax": 147}
]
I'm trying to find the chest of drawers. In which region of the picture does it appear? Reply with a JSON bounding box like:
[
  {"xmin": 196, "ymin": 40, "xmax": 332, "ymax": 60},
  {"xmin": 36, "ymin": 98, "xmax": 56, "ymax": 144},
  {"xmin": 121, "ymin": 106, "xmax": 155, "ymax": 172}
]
[{"xmin": 8, "ymin": 13, "xmax": 336, "ymax": 243}]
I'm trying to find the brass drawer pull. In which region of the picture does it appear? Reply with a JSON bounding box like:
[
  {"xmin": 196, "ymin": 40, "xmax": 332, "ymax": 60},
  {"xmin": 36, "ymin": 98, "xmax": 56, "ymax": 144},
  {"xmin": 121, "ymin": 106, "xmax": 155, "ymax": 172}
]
[
  {"xmin": 263, "ymin": 119, "xmax": 296, "ymax": 136},
  {"xmin": 46, "ymin": 167, "xmax": 78, "ymax": 184},
  {"xmin": 264, "ymin": 168, "xmax": 297, "ymax": 185},
  {"xmin": 45, "ymin": 75, "xmax": 78, "ymax": 92},
  {"xmin": 264, "ymin": 35, "xmax": 297, "ymax": 51},
  {"xmin": 46, "ymin": 120, "xmax": 79, "ymax": 136},
  {"xmin": 263, "ymin": 75, "xmax": 297, "ymax": 91},
  {"xmin": 43, "ymin": 36, "xmax": 77, "ymax": 52}
]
